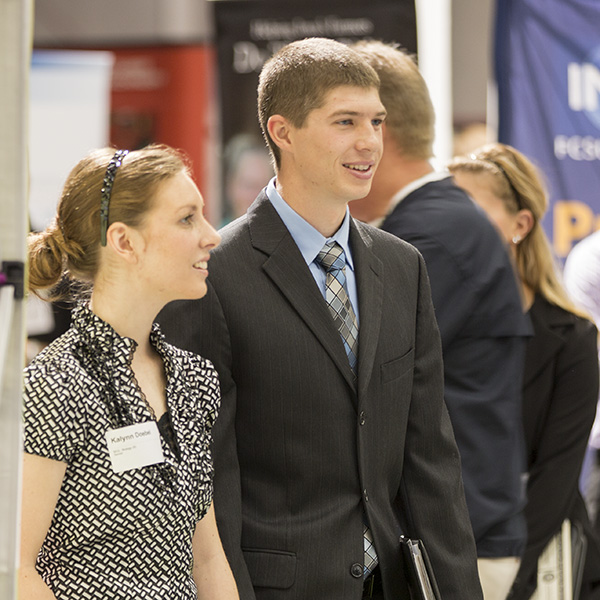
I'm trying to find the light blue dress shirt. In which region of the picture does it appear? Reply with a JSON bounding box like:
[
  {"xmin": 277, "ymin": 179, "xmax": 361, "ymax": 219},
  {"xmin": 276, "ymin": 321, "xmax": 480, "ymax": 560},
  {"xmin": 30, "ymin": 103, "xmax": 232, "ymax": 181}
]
[{"xmin": 266, "ymin": 178, "xmax": 360, "ymax": 323}]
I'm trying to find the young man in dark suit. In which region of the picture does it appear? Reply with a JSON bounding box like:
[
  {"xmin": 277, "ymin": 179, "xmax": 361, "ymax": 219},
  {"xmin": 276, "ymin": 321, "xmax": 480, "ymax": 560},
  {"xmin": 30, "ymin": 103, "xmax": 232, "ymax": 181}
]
[
  {"xmin": 351, "ymin": 40, "xmax": 532, "ymax": 600},
  {"xmin": 158, "ymin": 37, "xmax": 483, "ymax": 600}
]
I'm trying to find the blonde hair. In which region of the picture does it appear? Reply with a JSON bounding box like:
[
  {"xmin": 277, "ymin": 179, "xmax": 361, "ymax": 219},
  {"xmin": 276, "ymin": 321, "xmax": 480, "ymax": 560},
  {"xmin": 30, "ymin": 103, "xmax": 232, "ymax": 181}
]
[
  {"xmin": 448, "ymin": 143, "xmax": 588, "ymax": 318},
  {"xmin": 28, "ymin": 144, "xmax": 190, "ymax": 299},
  {"xmin": 352, "ymin": 40, "xmax": 434, "ymax": 160},
  {"xmin": 258, "ymin": 37, "xmax": 380, "ymax": 170}
]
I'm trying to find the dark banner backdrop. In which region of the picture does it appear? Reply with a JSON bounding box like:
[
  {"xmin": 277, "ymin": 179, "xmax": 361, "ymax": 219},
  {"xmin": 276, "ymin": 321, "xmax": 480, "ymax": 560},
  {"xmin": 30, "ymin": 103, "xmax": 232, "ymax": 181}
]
[{"xmin": 213, "ymin": 0, "xmax": 417, "ymax": 221}]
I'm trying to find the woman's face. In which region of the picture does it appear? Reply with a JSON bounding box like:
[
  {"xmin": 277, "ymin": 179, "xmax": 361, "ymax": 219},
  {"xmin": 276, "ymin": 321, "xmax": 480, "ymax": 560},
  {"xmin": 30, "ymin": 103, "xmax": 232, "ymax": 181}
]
[
  {"xmin": 135, "ymin": 170, "xmax": 221, "ymax": 303},
  {"xmin": 452, "ymin": 171, "xmax": 517, "ymax": 245}
]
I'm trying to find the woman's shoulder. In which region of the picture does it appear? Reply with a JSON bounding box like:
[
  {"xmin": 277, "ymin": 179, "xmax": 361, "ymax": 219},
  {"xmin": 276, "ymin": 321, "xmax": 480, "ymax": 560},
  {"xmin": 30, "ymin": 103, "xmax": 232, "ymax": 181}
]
[
  {"xmin": 25, "ymin": 327, "xmax": 87, "ymax": 382},
  {"xmin": 168, "ymin": 342, "xmax": 218, "ymax": 379},
  {"xmin": 158, "ymin": 336, "xmax": 221, "ymax": 429},
  {"xmin": 530, "ymin": 297, "xmax": 598, "ymax": 364},
  {"xmin": 23, "ymin": 328, "xmax": 92, "ymax": 460},
  {"xmin": 23, "ymin": 328, "xmax": 101, "ymax": 424},
  {"xmin": 152, "ymin": 322, "xmax": 217, "ymax": 377},
  {"xmin": 533, "ymin": 295, "xmax": 596, "ymax": 334}
]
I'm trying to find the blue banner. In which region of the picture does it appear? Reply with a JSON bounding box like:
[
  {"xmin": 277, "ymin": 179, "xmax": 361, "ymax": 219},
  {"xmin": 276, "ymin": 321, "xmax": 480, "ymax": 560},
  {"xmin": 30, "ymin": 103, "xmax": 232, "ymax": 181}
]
[{"xmin": 495, "ymin": 0, "xmax": 600, "ymax": 257}]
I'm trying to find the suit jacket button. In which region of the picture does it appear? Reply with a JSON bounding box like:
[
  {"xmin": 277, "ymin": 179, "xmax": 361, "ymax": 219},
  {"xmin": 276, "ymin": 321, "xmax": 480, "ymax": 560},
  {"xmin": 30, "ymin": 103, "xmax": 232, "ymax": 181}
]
[
  {"xmin": 359, "ymin": 411, "xmax": 366, "ymax": 425},
  {"xmin": 351, "ymin": 563, "xmax": 363, "ymax": 578}
]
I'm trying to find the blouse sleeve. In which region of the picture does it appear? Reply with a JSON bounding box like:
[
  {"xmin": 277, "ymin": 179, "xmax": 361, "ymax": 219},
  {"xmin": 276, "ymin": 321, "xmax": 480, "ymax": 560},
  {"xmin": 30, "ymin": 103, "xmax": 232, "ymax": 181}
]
[{"xmin": 23, "ymin": 360, "xmax": 88, "ymax": 463}]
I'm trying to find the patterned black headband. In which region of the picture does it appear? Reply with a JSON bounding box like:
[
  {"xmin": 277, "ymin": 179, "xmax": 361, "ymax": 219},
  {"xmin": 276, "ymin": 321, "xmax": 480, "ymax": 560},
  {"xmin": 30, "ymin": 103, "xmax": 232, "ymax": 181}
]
[
  {"xmin": 470, "ymin": 153, "xmax": 524, "ymax": 210},
  {"xmin": 100, "ymin": 149, "xmax": 129, "ymax": 246}
]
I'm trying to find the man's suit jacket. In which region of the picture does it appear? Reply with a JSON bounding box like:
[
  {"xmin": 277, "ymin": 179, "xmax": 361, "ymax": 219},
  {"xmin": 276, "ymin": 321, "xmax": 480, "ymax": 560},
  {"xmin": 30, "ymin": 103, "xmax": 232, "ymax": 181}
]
[
  {"xmin": 510, "ymin": 295, "xmax": 600, "ymax": 599},
  {"xmin": 158, "ymin": 191, "xmax": 483, "ymax": 600},
  {"xmin": 380, "ymin": 176, "xmax": 532, "ymax": 558}
]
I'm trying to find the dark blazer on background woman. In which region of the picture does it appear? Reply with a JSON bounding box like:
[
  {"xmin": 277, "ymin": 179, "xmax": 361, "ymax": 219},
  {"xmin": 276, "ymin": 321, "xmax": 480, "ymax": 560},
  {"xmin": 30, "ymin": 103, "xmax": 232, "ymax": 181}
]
[{"xmin": 510, "ymin": 295, "xmax": 600, "ymax": 599}]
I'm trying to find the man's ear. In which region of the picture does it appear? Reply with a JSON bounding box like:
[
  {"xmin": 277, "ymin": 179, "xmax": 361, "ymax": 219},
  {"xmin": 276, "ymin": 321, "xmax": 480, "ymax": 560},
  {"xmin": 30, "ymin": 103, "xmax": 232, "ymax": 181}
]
[
  {"xmin": 267, "ymin": 114, "xmax": 293, "ymax": 153},
  {"xmin": 105, "ymin": 222, "xmax": 140, "ymax": 264}
]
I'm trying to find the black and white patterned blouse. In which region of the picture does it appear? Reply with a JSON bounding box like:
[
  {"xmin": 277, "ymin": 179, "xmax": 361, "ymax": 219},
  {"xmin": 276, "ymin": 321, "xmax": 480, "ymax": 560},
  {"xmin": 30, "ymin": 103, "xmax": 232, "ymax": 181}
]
[{"xmin": 23, "ymin": 303, "xmax": 220, "ymax": 599}]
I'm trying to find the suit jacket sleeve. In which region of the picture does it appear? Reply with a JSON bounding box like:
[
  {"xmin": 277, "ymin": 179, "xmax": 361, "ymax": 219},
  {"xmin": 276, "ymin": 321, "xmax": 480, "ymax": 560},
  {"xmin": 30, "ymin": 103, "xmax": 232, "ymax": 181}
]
[
  {"xmin": 400, "ymin": 251, "xmax": 483, "ymax": 599},
  {"xmin": 157, "ymin": 287, "xmax": 256, "ymax": 599}
]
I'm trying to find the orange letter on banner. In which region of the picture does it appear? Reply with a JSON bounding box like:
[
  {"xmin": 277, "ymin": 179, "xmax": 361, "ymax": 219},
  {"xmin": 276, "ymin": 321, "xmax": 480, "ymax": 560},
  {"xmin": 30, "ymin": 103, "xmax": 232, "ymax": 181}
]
[{"xmin": 553, "ymin": 201, "xmax": 594, "ymax": 257}]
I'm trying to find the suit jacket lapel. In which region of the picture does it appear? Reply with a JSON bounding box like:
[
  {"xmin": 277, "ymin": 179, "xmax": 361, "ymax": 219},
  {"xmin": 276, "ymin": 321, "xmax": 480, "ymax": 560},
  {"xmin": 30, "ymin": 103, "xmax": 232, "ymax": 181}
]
[
  {"xmin": 247, "ymin": 193, "xmax": 357, "ymax": 391},
  {"xmin": 350, "ymin": 221, "xmax": 383, "ymax": 400},
  {"xmin": 523, "ymin": 297, "xmax": 570, "ymax": 387}
]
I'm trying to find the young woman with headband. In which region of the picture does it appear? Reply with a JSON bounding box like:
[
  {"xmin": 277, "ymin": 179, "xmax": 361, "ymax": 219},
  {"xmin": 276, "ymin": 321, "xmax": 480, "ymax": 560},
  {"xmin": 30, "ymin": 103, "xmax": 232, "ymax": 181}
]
[{"xmin": 19, "ymin": 145, "xmax": 238, "ymax": 599}]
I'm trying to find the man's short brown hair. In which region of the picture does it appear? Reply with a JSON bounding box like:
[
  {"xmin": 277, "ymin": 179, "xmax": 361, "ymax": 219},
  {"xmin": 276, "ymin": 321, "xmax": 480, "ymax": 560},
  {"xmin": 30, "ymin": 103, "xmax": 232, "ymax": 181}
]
[{"xmin": 258, "ymin": 37, "xmax": 380, "ymax": 169}]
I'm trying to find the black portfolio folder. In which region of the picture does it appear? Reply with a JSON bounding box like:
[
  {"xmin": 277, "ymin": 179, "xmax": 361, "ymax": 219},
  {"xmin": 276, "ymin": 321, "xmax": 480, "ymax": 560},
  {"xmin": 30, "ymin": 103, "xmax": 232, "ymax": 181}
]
[{"xmin": 400, "ymin": 535, "xmax": 441, "ymax": 600}]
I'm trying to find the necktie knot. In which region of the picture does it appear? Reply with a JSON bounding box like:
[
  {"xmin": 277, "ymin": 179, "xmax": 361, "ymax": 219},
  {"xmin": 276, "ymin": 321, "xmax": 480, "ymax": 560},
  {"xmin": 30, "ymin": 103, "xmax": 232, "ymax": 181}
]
[{"xmin": 316, "ymin": 242, "xmax": 346, "ymax": 273}]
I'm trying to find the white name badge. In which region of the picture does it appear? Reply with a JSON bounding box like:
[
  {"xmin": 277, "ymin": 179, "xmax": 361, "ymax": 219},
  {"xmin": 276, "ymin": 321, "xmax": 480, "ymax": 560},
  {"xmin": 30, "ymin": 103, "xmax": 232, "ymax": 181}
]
[{"xmin": 105, "ymin": 421, "xmax": 165, "ymax": 473}]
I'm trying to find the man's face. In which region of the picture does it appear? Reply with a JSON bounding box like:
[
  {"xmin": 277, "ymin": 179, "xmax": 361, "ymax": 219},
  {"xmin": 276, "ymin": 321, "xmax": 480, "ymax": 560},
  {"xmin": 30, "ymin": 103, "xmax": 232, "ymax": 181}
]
[{"xmin": 285, "ymin": 85, "xmax": 386, "ymax": 207}]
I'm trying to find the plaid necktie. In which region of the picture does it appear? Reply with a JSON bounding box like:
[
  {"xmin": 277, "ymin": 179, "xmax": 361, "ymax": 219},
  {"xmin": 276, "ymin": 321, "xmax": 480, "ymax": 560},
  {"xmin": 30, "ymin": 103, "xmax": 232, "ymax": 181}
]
[
  {"xmin": 315, "ymin": 241, "xmax": 359, "ymax": 374},
  {"xmin": 315, "ymin": 241, "xmax": 378, "ymax": 576},
  {"xmin": 363, "ymin": 524, "xmax": 379, "ymax": 576}
]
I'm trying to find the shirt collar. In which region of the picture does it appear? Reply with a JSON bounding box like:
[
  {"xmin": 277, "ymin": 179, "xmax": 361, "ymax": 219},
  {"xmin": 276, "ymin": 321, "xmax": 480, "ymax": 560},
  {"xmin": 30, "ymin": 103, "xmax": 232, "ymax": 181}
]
[
  {"xmin": 72, "ymin": 302, "xmax": 137, "ymax": 360},
  {"xmin": 72, "ymin": 302, "xmax": 170, "ymax": 366},
  {"xmin": 266, "ymin": 177, "xmax": 355, "ymax": 270},
  {"xmin": 370, "ymin": 170, "xmax": 452, "ymax": 227}
]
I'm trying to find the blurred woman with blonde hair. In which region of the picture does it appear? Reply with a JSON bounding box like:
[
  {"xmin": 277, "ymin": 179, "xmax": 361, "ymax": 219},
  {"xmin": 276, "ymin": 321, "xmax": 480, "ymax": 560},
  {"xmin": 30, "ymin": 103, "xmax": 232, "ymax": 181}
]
[{"xmin": 449, "ymin": 143, "xmax": 600, "ymax": 599}]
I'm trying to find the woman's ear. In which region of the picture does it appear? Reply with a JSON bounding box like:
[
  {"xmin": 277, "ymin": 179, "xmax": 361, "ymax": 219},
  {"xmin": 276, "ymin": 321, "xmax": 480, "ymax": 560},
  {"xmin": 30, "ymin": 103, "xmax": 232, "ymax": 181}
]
[
  {"xmin": 105, "ymin": 222, "xmax": 141, "ymax": 264},
  {"xmin": 267, "ymin": 115, "xmax": 293, "ymax": 153},
  {"xmin": 515, "ymin": 209, "xmax": 535, "ymax": 241}
]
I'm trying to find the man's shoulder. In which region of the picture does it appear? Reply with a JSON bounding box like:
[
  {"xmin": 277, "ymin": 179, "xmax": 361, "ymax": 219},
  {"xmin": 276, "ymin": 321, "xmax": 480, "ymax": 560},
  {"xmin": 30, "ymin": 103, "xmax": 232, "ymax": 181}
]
[
  {"xmin": 386, "ymin": 177, "xmax": 507, "ymax": 252},
  {"xmin": 210, "ymin": 214, "xmax": 255, "ymax": 267},
  {"xmin": 382, "ymin": 176, "xmax": 527, "ymax": 316},
  {"xmin": 353, "ymin": 218, "xmax": 422, "ymax": 261},
  {"xmin": 214, "ymin": 192, "xmax": 285, "ymax": 255},
  {"xmin": 217, "ymin": 213, "xmax": 250, "ymax": 243},
  {"xmin": 401, "ymin": 177, "xmax": 489, "ymax": 226}
]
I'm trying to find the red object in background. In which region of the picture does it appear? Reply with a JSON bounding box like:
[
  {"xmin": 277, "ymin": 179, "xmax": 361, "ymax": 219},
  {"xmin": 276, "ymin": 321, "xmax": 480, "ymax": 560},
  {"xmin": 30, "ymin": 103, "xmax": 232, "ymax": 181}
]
[{"xmin": 109, "ymin": 45, "xmax": 217, "ymax": 218}]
